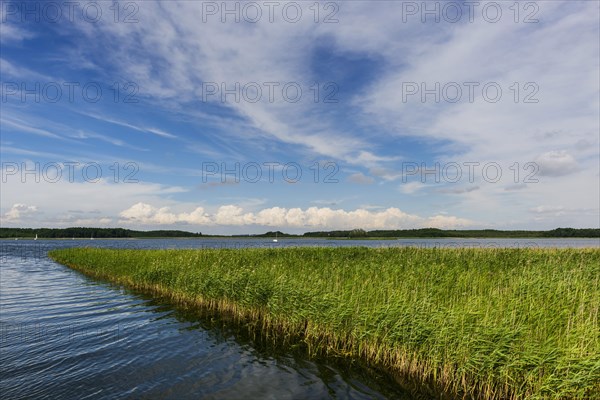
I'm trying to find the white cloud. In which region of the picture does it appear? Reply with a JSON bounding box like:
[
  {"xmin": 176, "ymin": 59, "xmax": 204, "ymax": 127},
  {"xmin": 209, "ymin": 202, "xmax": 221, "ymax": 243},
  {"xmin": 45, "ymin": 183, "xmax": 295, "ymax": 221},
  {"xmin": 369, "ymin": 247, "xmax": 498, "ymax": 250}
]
[
  {"xmin": 400, "ymin": 181, "xmax": 425, "ymax": 194},
  {"xmin": 0, "ymin": 58, "xmax": 51, "ymax": 80},
  {"xmin": 535, "ymin": 151, "xmax": 579, "ymax": 177},
  {"xmin": 120, "ymin": 202, "xmax": 211, "ymax": 225},
  {"xmin": 2, "ymin": 1, "xmax": 597, "ymax": 231},
  {"xmin": 0, "ymin": 7, "xmax": 36, "ymax": 44},
  {"xmin": 358, "ymin": 1, "xmax": 598, "ymax": 163},
  {"xmin": 0, "ymin": 172, "xmax": 189, "ymax": 228},
  {"xmin": 530, "ymin": 205, "xmax": 565, "ymax": 214},
  {"xmin": 350, "ymin": 151, "xmax": 401, "ymax": 168},
  {"xmin": 426, "ymin": 215, "xmax": 473, "ymax": 229},
  {"xmin": 347, "ymin": 172, "xmax": 374, "ymax": 184},
  {"xmin": 65, "ymin": 2, "xmax": 377, "ymax": 162},
  {"xmin": 214, "ymin": 205, "xmax": 256, "ymax": 226},
  {"xmin": 116, "ymin": 202, "xmax": 473, "ymax": 230},
  {"xmin": 2, "ymin": 203, "xmax": 38, "ymax": 222},
  {"xmin": 79, "ymin": 112, "xmax": 178, "ymax": 139},
  {"xmin": 1, "ymin": 117, "xmax": 64, "ymax": 140},
  {"xmin": 369, "ymin": 167, "xmax": 402, "ymax": 182}
]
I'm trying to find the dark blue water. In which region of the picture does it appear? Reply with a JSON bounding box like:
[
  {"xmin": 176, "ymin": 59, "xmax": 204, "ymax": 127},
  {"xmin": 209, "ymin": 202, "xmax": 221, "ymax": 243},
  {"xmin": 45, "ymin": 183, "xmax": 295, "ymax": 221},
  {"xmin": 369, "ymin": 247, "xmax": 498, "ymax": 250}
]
[
  {"xmin": 1, "ymin": 238, "xmax": 598, "ymax": 399},
  {"xmin": 0, "ymin": 239, "xmax": 410, "ymax": 400}
]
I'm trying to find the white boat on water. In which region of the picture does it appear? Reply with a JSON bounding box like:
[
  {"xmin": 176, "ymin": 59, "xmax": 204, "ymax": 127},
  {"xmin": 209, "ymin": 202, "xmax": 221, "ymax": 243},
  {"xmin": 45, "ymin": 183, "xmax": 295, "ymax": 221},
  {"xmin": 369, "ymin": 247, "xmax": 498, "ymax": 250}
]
[{"xmin": 34, "ymin": 234, "xmax": 37, "ymax": 241}]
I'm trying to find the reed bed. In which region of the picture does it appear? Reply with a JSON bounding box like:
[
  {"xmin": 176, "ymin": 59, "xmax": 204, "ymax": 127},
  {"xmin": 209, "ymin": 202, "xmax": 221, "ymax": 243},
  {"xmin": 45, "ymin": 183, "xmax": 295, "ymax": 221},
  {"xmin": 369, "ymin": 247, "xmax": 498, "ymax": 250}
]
[{"xmin": 49, "ymin": 247, "xmax": 600, "ymax": 399}]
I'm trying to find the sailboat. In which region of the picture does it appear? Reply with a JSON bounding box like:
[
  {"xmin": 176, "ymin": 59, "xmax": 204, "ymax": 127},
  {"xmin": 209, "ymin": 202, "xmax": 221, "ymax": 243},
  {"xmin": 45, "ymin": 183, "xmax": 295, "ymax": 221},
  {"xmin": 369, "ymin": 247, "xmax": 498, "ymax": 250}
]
[
  {"xmin": 273, "ymin": 232, "xmax": 278, "ymax": 243},
  {"xmin": 34, "ymin": 234, "xmax": 38, "ymax": 241}
]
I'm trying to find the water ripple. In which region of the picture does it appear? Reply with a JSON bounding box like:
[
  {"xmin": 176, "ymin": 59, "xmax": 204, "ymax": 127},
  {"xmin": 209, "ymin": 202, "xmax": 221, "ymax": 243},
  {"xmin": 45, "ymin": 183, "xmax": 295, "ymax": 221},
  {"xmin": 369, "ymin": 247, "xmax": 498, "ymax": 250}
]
[{"xmin": 1, "ymin": 240, "xmax": 412, "ymax": 399}]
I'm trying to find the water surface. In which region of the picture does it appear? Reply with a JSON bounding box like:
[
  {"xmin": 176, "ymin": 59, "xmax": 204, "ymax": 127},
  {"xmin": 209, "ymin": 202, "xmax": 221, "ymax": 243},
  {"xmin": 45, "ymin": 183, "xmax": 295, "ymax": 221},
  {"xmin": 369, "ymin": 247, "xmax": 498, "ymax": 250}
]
[
  {"xmin": 1, "ymin": 238, "xmax": 597, "ymax": 399},
  {"xmin": 1, "ymin": 240, "xmax": 415, "ymax": 399}
]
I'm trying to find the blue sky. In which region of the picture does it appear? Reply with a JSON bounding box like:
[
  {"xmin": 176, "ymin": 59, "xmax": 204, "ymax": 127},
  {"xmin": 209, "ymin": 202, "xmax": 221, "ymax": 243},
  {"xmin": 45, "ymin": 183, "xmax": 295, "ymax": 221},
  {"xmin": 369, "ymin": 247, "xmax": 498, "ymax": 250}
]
[{"xmin": 1, "ymin": 1, "xmax": 599, "ymax": 234}]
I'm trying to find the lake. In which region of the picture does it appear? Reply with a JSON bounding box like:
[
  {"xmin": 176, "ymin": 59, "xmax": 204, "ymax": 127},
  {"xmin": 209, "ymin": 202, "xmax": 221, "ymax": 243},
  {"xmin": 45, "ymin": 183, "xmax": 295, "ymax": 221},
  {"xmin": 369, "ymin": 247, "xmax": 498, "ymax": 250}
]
[{"xmin": 1, "ymin": 238, "xmax": 598, "ymax": 399}]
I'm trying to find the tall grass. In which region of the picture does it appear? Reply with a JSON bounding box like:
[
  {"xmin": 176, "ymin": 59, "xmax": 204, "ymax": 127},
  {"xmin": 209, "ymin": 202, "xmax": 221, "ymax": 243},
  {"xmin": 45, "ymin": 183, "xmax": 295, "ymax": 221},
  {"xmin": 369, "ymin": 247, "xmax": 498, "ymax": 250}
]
[{"xmin": 49, "ymin": 247, "xmax": 600, "ymax": 399}]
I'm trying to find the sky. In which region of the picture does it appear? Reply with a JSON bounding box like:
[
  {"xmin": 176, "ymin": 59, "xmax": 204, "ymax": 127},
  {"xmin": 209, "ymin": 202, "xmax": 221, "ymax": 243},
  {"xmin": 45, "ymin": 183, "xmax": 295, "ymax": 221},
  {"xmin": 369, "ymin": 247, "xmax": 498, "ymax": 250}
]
[{"xmin": 1, "ymin": 0, "xmax": 599, "ymax": 234}]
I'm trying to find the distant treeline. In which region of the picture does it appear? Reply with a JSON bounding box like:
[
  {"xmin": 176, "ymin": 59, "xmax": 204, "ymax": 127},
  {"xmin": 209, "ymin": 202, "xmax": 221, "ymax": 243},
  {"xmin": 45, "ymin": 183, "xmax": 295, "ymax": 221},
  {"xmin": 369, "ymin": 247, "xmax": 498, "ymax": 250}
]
[
  {"xmin": 302, "ymin": 228, "xmax": 600, "ymax": 238},
  {"xmin": 1, "ymin": 227, "xmax": 598, "ymax": 239},
  {"xmin": 0, "ymin": 228, "xmax": 202, "ymax": 239},
  {"xmin": 237, "ymin": 231, "xmax": 295, "ymax": 238}
]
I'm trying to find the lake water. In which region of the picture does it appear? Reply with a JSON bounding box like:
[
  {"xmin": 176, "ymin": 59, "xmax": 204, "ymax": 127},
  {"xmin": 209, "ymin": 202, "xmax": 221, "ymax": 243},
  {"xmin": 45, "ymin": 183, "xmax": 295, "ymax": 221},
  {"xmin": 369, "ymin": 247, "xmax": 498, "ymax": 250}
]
[{"xmin": 1, "ymin": 238, "xmax": 598, "ymax": 399}]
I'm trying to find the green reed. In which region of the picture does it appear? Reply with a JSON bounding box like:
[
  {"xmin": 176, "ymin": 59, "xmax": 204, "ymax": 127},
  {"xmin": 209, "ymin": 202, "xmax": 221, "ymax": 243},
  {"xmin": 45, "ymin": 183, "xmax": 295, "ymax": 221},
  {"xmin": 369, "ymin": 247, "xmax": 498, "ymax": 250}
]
[{"xmin": 49, "ymin": 247, "xmax": 600, "ymax": 399}]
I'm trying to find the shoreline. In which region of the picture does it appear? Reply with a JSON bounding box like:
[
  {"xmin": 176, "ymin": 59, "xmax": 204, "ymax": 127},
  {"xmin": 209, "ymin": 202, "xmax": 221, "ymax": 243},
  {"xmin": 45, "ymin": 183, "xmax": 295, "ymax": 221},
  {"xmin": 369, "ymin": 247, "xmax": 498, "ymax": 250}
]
[
  {"xmin": 4, "ymin": 236, "xmax": 600, "ymax": 240},
  {"xmin": 48, "ymin": 250, "xmax": 456, "ymax": 399}
]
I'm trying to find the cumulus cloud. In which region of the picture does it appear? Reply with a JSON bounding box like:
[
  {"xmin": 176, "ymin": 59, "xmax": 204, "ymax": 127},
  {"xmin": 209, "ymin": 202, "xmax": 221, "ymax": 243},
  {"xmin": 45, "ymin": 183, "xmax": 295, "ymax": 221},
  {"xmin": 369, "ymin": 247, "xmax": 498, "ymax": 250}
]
[
  {"xmin": 214, "ymin": 205, "xmax": 256, "ymax": 225},
  {"xmin": 535, "ymin": 151, "xmax": 580, "ymax": 177},
  {"xmin": 0, "ymin": 175, "xmax": 189, "ymax": 228},
  {"xmin": 120, "ymin": 202, "xmax": 211, "ymax": 225},
  {"xmin": 2, "ymin": 203, "xmax": 38, "ymax": 222},
  {"xmin": 117, "ymin": 203, "xmax": 473, "ymax": 230}
]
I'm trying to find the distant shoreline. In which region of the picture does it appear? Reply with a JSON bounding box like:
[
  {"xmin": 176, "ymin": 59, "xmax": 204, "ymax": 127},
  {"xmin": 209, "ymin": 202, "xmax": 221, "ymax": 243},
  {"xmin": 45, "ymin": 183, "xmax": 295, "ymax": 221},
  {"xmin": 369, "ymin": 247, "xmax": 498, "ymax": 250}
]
[
  {"xmin": 0, "ymin": 236, "xmax": 600, "ymax": 241},
  {"xmin": 2, "ymin": 227, "xmax": 599, "ymax": 239}
]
